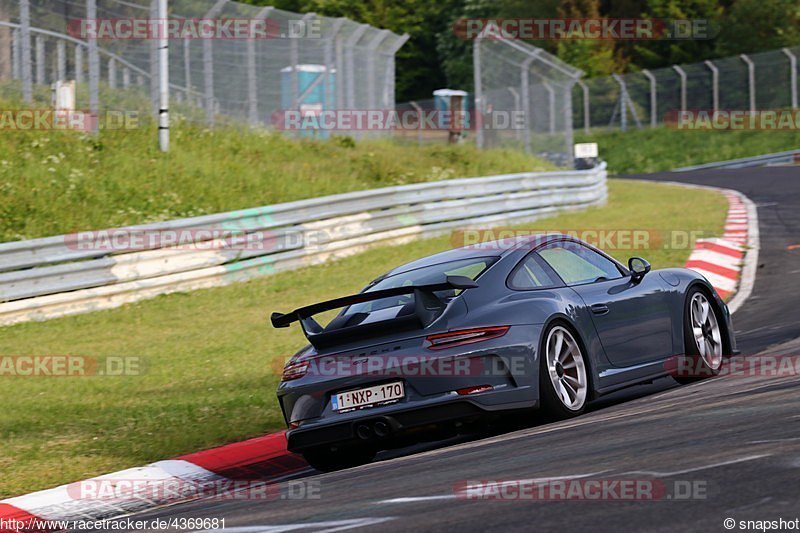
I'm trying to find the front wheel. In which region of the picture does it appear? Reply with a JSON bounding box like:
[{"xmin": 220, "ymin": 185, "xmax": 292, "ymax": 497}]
[
  {"xmin": 674, "ymin": 288, "xmax": 724, "ymax": 384},
  {"xmin": 539, "ymin": 324, "xmax": 589, "ymax": 419}
]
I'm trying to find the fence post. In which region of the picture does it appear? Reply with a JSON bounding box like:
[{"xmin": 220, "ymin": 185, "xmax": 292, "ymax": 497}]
[
  {"xmin": 57, "ymin": 40, "xmax": 65, "ymax": 81},
  {"xmin": 157, "ymin": 0, "xmax": 168, "ymax": 152},
  {"xmin": 782, "ymin": 48, "xmax": 797, "ymax": 109},
  {"xmin": 365, "ymin": 29, "xmax": 389, "ymax": 112},
  {"xmin": 641, "ymin": 69, "xmax": 657, "ymax": 127},
  {"xmin": 473, "ymin": 37, "xmax": 483, "ymax": 149},
  {"xmin": 290, "ymin": 12, "xmax": 316, "ymax": 110},
  {"xmin": 247, "ymin": 6, "xmax": 274, "ymax": 126},
  {"xmin": 507, "ymin": 87, "xmax": 521, "ymax": 142},
  {"xmin": 20, "ymin": 0, "xmax": 32, "ymax": 101},
  {"xmin": 122, "ymin": 67, "xmax": 130, "ymax": 88},
  {"xmin": 703, "ymin": 60, "xmax": 718, "ymax": 112},
  {"xmin": 673, "ymin": 65, "xmax": 687, "ymax": 113},
  {"xmin": 612, "ymin": 73, "xmax": 627, "ymax": 132},
  {"xmin": 520, "ymin": 57, "xmax": 533, "ymax": 153},
  {"xmin": 740, "ymin": 54, "xmax": 755, "ymax": 112},
  {"xmin": 12, "ymin": 29, "xmax": 20, "ymax": 80},
  {"xmin": 149, "ymin": 0, "xmax": 159, "ymax": 117},
  {"xmin": 345, "ymin": 24, "xmax": 368, "ymax": 110},
  {"xmin": 108, "ymin": 57, "xmax": 116, "ymax": 88},
  {"xmin": 542, "ymin": 80, "xmax": 556, "ymax": 134},
  {"xmin": 87, "ymin": 0, "xmax": 99, "ymax": 133},
  {"xmin": 409, "ymin": 100, "xmax": 423, "ymax": 146},
  {"xmin": 202, "ymin": 0, "xmax": 229, "ymax": 125},
  {"xmin": 576, "ymin": 80, "xmax": 589, "ymax": 133},
  {"xmin": 324, "ymin": 17, "xmax": 344, "ymax": 114},
  {"xmin": 35, "ymin": 36, "xmax": 44, "ymax": 85},
  {"xmin": 334, "ymin": 19, "xmax": 346, "ymax": 111},
  {"xmin": 74, "ymin": 45, "xmax": 83, "ymax": 83},
  {"xmin": 182, "ymin": 39, "xmax": 190, "ymax": 99}
]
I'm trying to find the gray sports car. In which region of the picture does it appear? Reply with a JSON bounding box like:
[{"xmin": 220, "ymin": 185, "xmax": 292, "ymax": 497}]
[{"xmin": 272, "ymin": 234, "xmax": 736, "ymax": 471}]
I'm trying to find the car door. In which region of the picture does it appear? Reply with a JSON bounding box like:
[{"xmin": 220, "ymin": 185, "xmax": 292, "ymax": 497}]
[{"xmin": 537, "ymin": 240, "xmax": 674, "ymax": 367}]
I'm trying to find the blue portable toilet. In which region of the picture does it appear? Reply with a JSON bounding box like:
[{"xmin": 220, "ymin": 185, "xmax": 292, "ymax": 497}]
[
  {"xmin": 281, "ymin": 64, "xmax": 336, "ymax": 138},
  {"xmin": 433, "ymin": 89, "xmax": 470, "ymax": 131}
]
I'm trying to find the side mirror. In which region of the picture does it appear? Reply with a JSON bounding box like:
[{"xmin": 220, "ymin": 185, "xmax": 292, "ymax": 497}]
[{"xmin": 628, "ymin": 257, "xmax": 651, "ymax": 282}]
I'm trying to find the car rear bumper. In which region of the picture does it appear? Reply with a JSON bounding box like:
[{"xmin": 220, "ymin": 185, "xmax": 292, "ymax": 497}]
[{"xmin": 286, "ymin": 393, "xmax": 537, "ymax": 452}]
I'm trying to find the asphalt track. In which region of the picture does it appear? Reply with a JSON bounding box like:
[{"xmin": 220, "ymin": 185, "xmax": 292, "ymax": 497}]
[{"xmin": 115, "ymin": 166, "xmax": 800, "ymax": 533}]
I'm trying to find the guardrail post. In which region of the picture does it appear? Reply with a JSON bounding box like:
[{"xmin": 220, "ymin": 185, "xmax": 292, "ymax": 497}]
[
  {"xmin": 782, "ymin": 48, "xmax": 798, "ymax": 109},
  {"xmin": 641, "ymin": 69, "xmax": 657, "ymax": 127},
  {"xmin": 19, "ymin": 0, "xmax": 32, "ymax": 101},
  {"xmin": 704, "ymin": 60, "xmax": 718, "ymax": 112},
  {"xmin": 74, "ymin": 44, "xmax": 83, "ymax": 83},
  {"xmin": 740, "ymin": 54, "xmax": 756, "ymax": 112},
  {"xmin": 87, "ymin": 0, "xmax": 100, "ymax": 133},
  {"xmin": 673, "ymin": 65, "xmax": 687, "ymax": 113},
  {"xmin": 56, "ymin": 40, "xmax": 65, "ymax": 81},
  {"xmin": 473, "ymin": 36, "xmax": 483, "ymax": 149},
  {"xmin": 576, "ymin": 79, "xmax": 589, "ymax": 133},
  {"xmin": 35, "ymin": 35, "xmax": 44, "ymax": 85}
]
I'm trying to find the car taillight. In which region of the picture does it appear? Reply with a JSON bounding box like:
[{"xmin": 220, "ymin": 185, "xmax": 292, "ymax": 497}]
[
  {"xmin": 425, "ymin": 326, "xmax": 510, "ymax": 350},
  {"xmin": 282, "ymin": 360, "xmax": 309, "ymax": 381}
]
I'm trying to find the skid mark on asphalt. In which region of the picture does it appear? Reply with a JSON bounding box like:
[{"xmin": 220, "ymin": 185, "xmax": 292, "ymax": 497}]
[
  {"xmin": 617, "ymin": 454, "xmax": 771, "ymax": 477},
  {"xmin": 375, "ymin": 471, "xmax": 609, "ymax": 505}
]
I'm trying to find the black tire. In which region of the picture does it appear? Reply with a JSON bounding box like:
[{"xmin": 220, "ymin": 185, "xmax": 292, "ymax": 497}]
[
  {"xmin": 539, "ymin": 322, "xmax": 590, "ymax": 420},
  {"xmin": 302, "ymin": 445, "xmax": 376, "ymax": 473},
  {"xmin": 673, "ymin": 287, "xmax": 724, "ymax": 384}
]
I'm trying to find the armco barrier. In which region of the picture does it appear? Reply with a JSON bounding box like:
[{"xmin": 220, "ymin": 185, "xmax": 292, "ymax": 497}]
[{"xmin": 0, "ymin": 164, "xmax": 607, "ymax": 326}]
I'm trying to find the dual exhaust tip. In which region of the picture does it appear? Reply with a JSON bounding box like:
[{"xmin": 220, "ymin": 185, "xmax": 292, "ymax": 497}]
[{"xmin": 356, "ymin": 419, "xmax": 391, "ymax": 440}]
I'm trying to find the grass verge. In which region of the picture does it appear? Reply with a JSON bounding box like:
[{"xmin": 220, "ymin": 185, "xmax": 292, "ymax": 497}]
[
  {"xmin": 576, "ymin": 127, "xmax": 800, "ymax": 174},
  {"xmin": 0, "ymin": 179, "xmax": 728, "ymax": 497},
  {"xmin": 0, "ymin": 108, "xmax": 548, "ymax": 242}
]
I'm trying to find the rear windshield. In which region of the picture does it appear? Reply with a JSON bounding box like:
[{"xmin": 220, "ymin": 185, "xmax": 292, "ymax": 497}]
[{"xmin": 333, "ymin": 257, "xmax": 497, "ymax": 326}]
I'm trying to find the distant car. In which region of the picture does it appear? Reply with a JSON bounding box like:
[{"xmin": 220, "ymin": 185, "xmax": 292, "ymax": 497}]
[{"xmin": 272, "ymin": 234, "xmax": 736, "ymax": 471}]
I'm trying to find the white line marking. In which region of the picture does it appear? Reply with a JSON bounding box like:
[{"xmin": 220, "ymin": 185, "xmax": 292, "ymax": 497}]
[
  {"xmin": 747, "ymin": 437, "xmax": 800, "ymax": 444},
  {"xmin": 620, "ymin": 454, "xmax": 770, "ymax": 477},
  {"xmin": 727, "ymin": 192, "xmax": 760, "ymax": 314}
]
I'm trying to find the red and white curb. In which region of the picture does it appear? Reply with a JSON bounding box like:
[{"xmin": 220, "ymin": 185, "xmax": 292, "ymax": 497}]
[
  {"xmin": 685, "ymin": 191, "xmax": 753, "ymax": 302},
  {"xmin": 0, "ymin": 432, "xmax": 308, "ymax": 532}
]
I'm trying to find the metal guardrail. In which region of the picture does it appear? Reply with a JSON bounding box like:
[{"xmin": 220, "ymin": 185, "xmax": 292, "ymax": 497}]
[
  {"xmin": 0, "ymin": 164, "xmax": 607, "ymax": 326},
  {"xmin": 674, "ymin": 150, "xmax": 800, "ymax": 172}
]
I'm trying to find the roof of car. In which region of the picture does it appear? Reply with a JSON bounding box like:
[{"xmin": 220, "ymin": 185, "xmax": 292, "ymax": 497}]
[{"xmin": 382, "ymin": 233, "xmax": 565, "ymax": 277}]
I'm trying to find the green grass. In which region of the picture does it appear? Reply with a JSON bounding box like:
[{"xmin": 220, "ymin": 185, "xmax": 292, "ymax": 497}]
[
  {"xmin": 0, "ymin": 104, "xmax": 549, "ymax": 242},
  {"xmin": 0, "ymin": 179, "xmax": 728, "ymax": 497},
  {"xmin": 577, "ymin": 127, "xmax": 800, "ymax": 174}
]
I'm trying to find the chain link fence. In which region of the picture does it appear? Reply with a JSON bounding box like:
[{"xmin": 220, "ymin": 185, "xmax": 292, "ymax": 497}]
[
  {"xmin": 473, "ymin": 28, "xmax": 583, "ymax": 167},
  {"xmin": 0, "ymin": 0, "xmax": 407, "ymax": 134},
  {"xmin": 575, "ymin": 46, "xmax": 800, "ymax": 132}
]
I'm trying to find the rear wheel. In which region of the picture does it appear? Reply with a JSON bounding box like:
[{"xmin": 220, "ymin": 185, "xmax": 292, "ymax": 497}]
[
  {"xmin": 674, "ymin": 288, "xmax": 724, "ymax": 384},
  {"xmin": 539, "ymin": 324, "xmax": 589, "ymax": 419},
  {"xmin": 302, "ymin": 445, "xmax": 376, "ymax": 473}
]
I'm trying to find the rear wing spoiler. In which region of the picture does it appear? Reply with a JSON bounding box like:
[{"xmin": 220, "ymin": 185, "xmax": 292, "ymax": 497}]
[{"xmin": 270, "ymin": 275, "xmax": 479, "ymax": 348}]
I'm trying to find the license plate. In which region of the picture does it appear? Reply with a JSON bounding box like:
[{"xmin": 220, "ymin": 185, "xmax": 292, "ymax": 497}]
[{"xmin": 332, "ymin": 381, "xmax": 405, "ymax": 411}]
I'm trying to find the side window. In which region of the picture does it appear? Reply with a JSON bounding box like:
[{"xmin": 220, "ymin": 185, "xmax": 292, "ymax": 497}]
[
  {"xmin": 538, "ymin": 241, "xmax": 622, "ymax": 286},
  {"xmin": 509, "ymin": 254, "xmax": 560, "ymax": 289}
]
